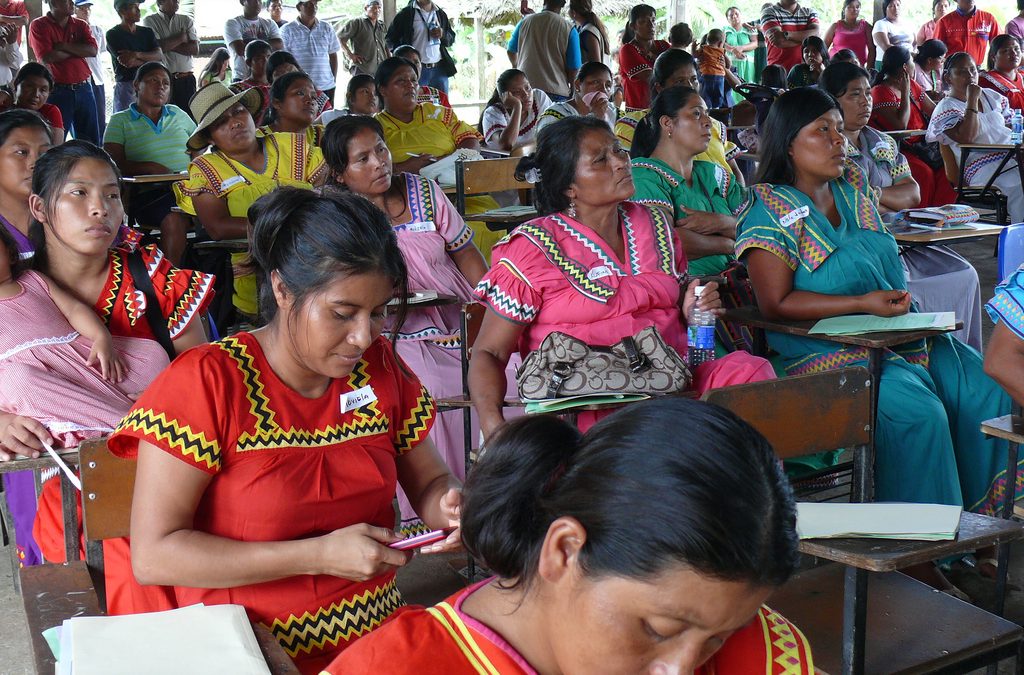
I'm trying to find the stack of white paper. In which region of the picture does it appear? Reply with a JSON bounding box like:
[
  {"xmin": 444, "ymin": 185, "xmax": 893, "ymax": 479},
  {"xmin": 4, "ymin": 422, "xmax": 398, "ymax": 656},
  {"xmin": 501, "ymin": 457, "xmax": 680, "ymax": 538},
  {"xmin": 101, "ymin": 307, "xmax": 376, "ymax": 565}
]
[
  {"xmin": 57, "ymin": 604, "xmax": 270, "ymax": 675},
  {"xmin": 796, "ymin": 502, "xmax": 962, "ymax": 541}
]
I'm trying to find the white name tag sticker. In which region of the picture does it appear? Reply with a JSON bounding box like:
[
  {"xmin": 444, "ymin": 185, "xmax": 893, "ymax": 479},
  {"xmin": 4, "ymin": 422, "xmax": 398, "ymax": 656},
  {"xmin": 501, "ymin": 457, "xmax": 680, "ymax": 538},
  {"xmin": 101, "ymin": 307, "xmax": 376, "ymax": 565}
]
[
  {"xmin": 220, "ymin": 175, "xmax": 246, "ymax": 190},
  {"xmin": 406, "ymin": 220, "xmax": 437, "ymax": 233},
  {"xmin": 587, "ymin": 265, "xmax": 613, "ymax": 281},
  {"xmin": 779, "ymin": 205, "xmax": 810, "ymax": 228},
  {"xmin": 340, "ymin": 385, "xmax": 378, "ymax": 414}
]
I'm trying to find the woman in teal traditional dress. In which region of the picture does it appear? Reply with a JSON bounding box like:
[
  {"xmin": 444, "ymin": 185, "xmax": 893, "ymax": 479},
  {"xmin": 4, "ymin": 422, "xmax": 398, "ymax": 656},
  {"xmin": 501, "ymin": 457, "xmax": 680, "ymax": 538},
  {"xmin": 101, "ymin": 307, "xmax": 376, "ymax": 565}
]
[
  {"xmin": 629, "ymin": 85, "xmax": 747, "ymax": 278},
  {"xmin": 736, "ymin": 87, "xmax": 1015, "ymax": 589}
]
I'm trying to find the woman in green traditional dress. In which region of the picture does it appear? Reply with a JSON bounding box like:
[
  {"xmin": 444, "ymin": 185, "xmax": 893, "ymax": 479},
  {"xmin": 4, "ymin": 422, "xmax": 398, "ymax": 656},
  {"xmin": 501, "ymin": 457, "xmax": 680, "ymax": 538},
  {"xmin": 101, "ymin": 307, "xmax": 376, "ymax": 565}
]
[
  {"xmin": 629, "ymin": 85, "xmax": 745, "ymax": 278},
  {"xmin": 736, "ymin": 87, "xmax": 1015, "ymax": 590}
]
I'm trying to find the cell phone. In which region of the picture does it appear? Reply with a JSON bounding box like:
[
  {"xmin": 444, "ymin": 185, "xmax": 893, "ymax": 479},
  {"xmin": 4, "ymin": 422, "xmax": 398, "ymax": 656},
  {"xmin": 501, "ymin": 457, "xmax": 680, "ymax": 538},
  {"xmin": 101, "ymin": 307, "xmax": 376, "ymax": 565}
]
[{"xmin": 388, "ymin": 527, "xmax": 456, "ymax": 551}]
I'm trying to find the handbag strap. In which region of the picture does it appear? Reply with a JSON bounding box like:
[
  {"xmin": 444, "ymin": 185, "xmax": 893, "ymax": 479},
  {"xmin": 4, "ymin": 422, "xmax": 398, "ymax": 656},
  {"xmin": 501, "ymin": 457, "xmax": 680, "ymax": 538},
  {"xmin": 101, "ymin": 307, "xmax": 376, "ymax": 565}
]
[{"xmin": 126, "ymin": 250, "xmax": 177, "ymax": 362}]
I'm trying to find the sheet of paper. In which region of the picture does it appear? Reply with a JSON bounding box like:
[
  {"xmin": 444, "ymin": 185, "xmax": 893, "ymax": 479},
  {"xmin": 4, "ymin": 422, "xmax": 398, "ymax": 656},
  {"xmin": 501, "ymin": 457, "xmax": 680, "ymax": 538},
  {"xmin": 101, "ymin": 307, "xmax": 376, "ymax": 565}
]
[
  {"xmin": 68, "ymin": 604, "xmax": 270, "ymax": 675},
  {"xmin": 524, "ymin": 393, "xmax": 650, "ymax": 413},
  {"xmin": 797, "ymin": 502, "xmax": 962, "ymax": 540},
  {"xmin": 809, "ymin": 312, "xmax": 956, "ymax": 336},
  {"xmin": 481, "ymin": 205, "xmax": 537, "ymax": 216}
]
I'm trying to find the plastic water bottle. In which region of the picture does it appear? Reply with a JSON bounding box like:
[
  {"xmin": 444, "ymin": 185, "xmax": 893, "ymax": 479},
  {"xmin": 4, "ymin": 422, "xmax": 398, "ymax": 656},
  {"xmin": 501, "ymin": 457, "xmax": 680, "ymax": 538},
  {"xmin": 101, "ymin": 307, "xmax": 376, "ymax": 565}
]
[
  {"xmin": 687, "ymin": 286, "xmax": 716, "ymax": 368},
  {"xmin": 1012, "ymin": 111, "xmax": 1023, "ymax": 145}
]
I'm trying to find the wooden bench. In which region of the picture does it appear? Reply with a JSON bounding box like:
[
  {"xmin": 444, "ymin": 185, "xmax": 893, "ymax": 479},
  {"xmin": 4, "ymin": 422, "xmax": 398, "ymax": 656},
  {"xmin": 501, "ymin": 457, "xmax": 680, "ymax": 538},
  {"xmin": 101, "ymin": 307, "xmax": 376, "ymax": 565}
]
[
  {"xmin": 703, "ymin": 370, "xmax": 1024, "ymax": 675},
  {"xmin": 18, "ymin": 438, "xmax": 299, "ymax": 674}
]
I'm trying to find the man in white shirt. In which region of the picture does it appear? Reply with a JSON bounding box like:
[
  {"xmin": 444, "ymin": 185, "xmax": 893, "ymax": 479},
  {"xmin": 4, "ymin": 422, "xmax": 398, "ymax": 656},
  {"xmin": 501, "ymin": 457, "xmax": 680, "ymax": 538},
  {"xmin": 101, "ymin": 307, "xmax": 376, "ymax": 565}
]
[
  {"xmin": 224, "ymin": 0, "xmax": 283, "ymax": 82},
  {"xmin": 73, "ymin": 0, "xmax": 105, "ymax": 135},
  {"xmin": 142, "ymin": 0, "xmax": 198, "ymax": 115},
  {"xmin": 385, "ymin": 0, "xmax": 456, "ymax": 93},
  {"xmin": 281, "ymin": 0, "xmax": 340, "ymax": 102}
]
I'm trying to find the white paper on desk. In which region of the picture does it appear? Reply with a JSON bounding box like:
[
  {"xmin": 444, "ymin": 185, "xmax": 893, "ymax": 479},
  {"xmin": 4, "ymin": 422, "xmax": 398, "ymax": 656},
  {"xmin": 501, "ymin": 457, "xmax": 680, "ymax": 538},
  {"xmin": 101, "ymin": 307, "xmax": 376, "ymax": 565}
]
[
  {"xmin": 796, "ymin": 502, "xmax": 962, "ymax": 540},
  {"xmin": 808, "ymin": 311, "xmax": 956, "ymax": 336},
  {"xmin": 67, "ymin": 604, "xmax": 270, "ymax": 675},
  {"xmin": 420, "ymin": 148, "xmax": 482, "ymax": 186}
]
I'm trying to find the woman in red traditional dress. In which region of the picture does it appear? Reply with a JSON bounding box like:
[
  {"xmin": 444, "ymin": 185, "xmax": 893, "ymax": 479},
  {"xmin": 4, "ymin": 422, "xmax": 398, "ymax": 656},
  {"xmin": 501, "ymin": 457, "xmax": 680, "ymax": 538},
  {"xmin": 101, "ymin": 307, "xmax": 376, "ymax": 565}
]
[
  {"xmin": 618, "ymin": 4, "xmax": 670, "ymax": 110},
  {"xmin": 108, "ymin": 188, "xmax": 462, "ymax": 674},
  {"xmin": 980, "ymin": 34, "xmax": 1024, "ymax": 111},
  {"xmin": 325, "ymin": 399, "xmax": 813, "ymax": 674}
]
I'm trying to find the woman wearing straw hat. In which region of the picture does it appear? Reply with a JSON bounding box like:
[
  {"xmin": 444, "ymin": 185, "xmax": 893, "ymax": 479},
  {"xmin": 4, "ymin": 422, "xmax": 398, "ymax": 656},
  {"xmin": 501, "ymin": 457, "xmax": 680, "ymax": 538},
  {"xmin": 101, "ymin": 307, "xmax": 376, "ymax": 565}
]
[{"xmin": 174, "ymin": 81, "xmax": 327, "ymax": 318}]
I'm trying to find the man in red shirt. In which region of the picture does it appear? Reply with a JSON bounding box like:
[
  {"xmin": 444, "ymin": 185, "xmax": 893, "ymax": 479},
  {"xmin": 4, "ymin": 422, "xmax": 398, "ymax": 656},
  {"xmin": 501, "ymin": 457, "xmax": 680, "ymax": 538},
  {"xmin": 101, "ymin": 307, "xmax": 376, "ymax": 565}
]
[
  {"xmin": 28, "ymin": 0, "xmax": 100, "ymax": 143},
  {"xmin": 760, "ymin": 0, "xmax": 820, "ymax": 70},
  {"xmin": 933, "ymin": 0, "xmax": 999, "ymax": 67}
]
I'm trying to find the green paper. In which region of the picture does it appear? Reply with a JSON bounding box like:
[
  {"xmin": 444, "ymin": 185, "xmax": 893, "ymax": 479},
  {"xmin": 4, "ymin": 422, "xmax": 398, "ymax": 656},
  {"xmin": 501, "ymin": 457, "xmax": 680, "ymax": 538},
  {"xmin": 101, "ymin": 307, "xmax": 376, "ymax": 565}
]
[
  {"xmin": 524, "ymin": 393, "xmax": 650, "ymax": 414},
  {"xmin": 43, "ymin": 626, "xmax": 61, "ymax": 660},
  {"xmin": 809, "ymin": 312, "xmax": 956, "ymax": 336}
]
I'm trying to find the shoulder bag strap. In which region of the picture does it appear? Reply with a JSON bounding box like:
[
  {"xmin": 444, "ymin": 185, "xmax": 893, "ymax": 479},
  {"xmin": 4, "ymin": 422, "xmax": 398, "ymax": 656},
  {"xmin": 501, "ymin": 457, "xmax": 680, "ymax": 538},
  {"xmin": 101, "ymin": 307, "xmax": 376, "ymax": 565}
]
[{"xmin": 126, "ymin": 250, "xmax": 177, "ymax": 361}]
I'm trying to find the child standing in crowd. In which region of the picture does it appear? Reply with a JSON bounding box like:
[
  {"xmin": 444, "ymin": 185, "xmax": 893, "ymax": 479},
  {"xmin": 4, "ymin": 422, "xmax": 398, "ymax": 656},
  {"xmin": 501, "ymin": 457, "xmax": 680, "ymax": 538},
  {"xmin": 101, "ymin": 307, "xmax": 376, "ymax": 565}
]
[{"xmin": 696, "ymin": 29, "xmax": 728, "ymax": 108}]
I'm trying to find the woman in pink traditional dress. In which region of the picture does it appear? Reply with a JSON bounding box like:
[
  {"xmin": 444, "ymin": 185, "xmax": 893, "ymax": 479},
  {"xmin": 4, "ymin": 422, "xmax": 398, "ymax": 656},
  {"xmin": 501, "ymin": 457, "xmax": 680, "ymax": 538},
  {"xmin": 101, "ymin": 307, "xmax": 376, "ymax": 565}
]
[
  {"xmin": 468, "ymin": 116, "xmax": 775, "ymax": 437},
  {"xmin": 320, "ymin": 116, "xmax": 516, "ymax": 535},
  {"xmin": 980, "ymin": 35, "xmax": 1024, "ymax": 111}
]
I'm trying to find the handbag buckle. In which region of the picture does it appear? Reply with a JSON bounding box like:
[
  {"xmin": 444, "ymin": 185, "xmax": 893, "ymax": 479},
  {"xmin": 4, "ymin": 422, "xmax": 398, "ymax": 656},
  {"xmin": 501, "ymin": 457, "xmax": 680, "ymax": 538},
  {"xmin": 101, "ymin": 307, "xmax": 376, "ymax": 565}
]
[
  {"xmin": 622, "ymin": 337, "xmax": 650, "ymax": 373},
  {"xmin": 547, "ymin": 362, "xmax": 573, "ymax": 398}
]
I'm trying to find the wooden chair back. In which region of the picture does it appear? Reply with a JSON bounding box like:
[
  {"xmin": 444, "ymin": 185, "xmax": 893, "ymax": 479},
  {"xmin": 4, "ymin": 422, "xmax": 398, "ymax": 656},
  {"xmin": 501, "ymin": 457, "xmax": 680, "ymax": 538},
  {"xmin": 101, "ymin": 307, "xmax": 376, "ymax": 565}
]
[
  {"xmin": 455, "ymin": 156, "xmax": 531, "ymax": 214},
  {"xmin": 79, "ymin": 437, "xmax": 136, "ymax": 542},
  {"xmin": 940, "ymin": 143, "xmax": 959, "ymax": 186},
  {"xmin": 701, "ymin": 367, "xmax": 873, "ymax": 500}
]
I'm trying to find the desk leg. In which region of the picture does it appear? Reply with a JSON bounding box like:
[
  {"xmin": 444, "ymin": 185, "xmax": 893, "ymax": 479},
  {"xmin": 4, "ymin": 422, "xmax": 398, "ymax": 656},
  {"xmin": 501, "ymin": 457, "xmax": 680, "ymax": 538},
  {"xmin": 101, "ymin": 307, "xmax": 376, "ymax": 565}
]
[
  {"xmin": 60, "ymin": 473, "xmax": 79, "ymax": 563},
  {"xmin": 994, "ymin": 438, "xmax": 1019, "ymax": 618},
  {"xmin": 851, "ymin": 349, "xmax": 882, "ymax": 504},
  {"xmin": 842, "ymin": 567, "xmax": 868, "ymax": 675}
]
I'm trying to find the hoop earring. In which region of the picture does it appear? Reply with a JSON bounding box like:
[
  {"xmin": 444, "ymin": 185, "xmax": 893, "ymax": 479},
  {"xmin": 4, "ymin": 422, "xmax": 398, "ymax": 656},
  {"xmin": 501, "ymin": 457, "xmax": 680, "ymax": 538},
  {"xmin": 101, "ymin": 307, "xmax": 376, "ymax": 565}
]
[{"xmin": 567, "ymin": 201, "xmax": 577, "ymax": 218}]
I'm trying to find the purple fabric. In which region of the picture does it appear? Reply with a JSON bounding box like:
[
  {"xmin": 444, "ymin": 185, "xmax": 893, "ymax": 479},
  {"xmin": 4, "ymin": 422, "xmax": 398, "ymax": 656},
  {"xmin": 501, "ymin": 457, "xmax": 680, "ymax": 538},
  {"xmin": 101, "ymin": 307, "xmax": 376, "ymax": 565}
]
[
  {"xmin": 1, "ymin": 216, "xmax": 32, "ymax": 257},
  {"xmin": 2, "ymin": 472, "xmax": 42, "ymax": 566}
]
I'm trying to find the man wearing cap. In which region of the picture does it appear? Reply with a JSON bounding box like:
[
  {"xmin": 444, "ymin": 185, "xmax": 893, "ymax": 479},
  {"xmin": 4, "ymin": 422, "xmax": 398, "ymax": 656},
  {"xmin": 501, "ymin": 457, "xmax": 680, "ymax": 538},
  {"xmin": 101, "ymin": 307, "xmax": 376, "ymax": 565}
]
[
  {"xmin": 29, "ymin": 0, "xmax": 100, "ymax": 143},
  {"xmin": 225, "ymin": 0, "xmax": 283, "ymax": 82},
  {"xmin": 73, "ymin": 0, "xmax": 106, "ymax": 136},
  {"xmin": 143, "ymin": 0, "xmax": 199, "ymax": 115},
  {"xmin": 281, "ymin": 0, "xmax": 341, "ymax": 103},
  {"xmin": 386, "ymin": 0, "xmax": 457, "ymax": 94},
  {"xmin": 106, "ymin": 0, "xmax": 163, "ymax": 113},
  {"xmin": 337, "ymin": 0, "xmax": 388, "ymax": 77}
]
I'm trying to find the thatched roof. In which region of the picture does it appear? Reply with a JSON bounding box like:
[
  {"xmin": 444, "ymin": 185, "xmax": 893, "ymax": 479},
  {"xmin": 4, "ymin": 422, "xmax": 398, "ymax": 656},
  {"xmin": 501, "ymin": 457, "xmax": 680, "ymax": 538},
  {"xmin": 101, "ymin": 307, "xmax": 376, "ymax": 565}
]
[{"xmin": 453, "ymin": 0, "xmax": 637, "ymax": 23}]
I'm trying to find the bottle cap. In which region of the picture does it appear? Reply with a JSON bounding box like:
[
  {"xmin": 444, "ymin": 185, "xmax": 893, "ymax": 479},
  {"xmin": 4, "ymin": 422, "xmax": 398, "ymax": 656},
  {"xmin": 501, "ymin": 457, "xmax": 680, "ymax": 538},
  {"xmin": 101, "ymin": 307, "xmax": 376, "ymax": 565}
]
[{"xmin": 694, "ymin": 285, "xmax": 706, "ymax": 298}]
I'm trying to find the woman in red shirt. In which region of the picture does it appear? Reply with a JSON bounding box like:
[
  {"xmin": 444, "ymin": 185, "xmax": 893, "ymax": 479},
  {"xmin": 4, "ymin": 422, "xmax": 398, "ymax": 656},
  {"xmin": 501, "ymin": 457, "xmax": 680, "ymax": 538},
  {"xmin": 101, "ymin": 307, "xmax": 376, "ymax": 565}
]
[
  {"xmin": 11, "ymin": 62, "xmax": 64, "ymax": 143},
  {"xmin": 618, "ymin": 4, "xmax": 669, "ymax": 110},
  {"xmin": 980, "ymin": 34, "xmax": 1024, "ymax": 110}
]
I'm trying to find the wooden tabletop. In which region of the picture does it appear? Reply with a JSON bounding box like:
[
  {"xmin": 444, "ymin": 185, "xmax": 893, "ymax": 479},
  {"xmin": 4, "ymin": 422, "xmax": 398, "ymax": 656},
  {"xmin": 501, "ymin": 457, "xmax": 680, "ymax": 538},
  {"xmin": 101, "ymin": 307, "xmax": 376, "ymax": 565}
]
[
  {"xmin": 981, "ymin": 414, "xmax": 1024, "ymax": 444},
  {"xmin": 891, "ymin": 222, "xmax": 1004, "ymax": 245},
  {"xmin": 389, "ymin": 292, "xmax": 460, "ymax": 308},
  {"xmin": 723, "ymin": 306, "xmax": 958, "ymax": 349},
  {"xmin": 192, "ymin": 238, "xmax": 249, "ymax": 252},
  {"xmin": 799, "ymin": 511, "xmax": 1024, "ymax": 571},
  {"xmin": 885, "ymin": 129, "xmax": 927, "ymax": 140},
  {"xmin": 122, "ymin": 172, "xmax": 187, "ymax": 184},
  {"xmin": 0, "ymin": 446, "xmax": 78, "ymax": 475}
]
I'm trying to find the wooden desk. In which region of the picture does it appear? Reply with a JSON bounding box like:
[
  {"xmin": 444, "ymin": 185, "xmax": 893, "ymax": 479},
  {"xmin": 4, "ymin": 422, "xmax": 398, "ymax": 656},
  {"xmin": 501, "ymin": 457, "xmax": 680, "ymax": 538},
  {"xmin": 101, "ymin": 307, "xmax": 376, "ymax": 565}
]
[
  {"xmin": 389, "ymin": 292, "xmax": 460, "ymax": 309},
  {"xmin": 884, "ymin": 129, "xmax": 926, "ymax": 141},
  {"xmin": 192, "ymin": 238, "xmax": 249, "ymax": 252},
  {"xmin": 889, "ymin": 222, "xmax": 1004, "ymax": 246},
  {"xmin": 475, "ymin": 206, "xmax": 537, "ymax": 232},
  {"xmin": 121, "ymin": 172, "xmax": 187, "ymax": 185},
  {"xmin": 956, "ymin": 143, "xmax": 1024, "ymax": 201}
]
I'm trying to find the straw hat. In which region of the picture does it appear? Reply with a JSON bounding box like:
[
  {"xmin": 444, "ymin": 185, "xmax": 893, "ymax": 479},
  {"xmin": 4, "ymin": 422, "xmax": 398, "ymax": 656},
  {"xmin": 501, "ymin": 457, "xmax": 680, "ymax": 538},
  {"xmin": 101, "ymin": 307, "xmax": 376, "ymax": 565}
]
[{"xmin": 186, "ymin": 82, "xmax": 264, "ymax": 152}]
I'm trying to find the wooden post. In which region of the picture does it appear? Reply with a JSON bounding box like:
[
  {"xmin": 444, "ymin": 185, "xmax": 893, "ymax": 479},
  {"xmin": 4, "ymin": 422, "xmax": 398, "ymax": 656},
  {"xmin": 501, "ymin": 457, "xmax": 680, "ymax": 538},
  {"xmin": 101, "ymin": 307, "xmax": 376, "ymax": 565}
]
[
  {"xmin": 475, "ymin": 17, "xmax": 486, "ymax": 101},
  {"xmin": 667, "ymin": 0, "xmax": 687, "ymax": 27},
  {"xmin": 384, "ymin": 0, "xmax": 397, "ymax": 26}
]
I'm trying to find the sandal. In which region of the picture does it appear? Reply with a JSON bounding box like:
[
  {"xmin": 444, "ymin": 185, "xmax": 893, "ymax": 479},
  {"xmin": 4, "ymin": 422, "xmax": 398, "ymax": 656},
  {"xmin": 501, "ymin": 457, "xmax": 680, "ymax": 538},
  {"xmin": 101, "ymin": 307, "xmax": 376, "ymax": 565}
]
[
  {"xmin": 940, "ymin": 585, "xmax": 973, "ymax": 603},
  {"xmin": 975, "ymin": 557, "xmax": 1005, "ymax": 582}
]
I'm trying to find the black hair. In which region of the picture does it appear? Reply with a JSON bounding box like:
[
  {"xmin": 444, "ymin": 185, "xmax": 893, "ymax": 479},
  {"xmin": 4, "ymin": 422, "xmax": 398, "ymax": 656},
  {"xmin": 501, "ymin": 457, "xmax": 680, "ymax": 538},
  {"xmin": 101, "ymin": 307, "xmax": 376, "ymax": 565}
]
[
  {"xmin": 831, "ymin": 48, "xmax": 859, "ymax": 64},
  {"xmin": 263, "ymin": 70, "xmax": 314, "ymax": 126},
  {"xmin": 622, "ymin": 3, "xmax": 656, "ymax": 45},
  {"xmin": 914, "ymin": 38, "xmax": 947, "ymax": 68},
  {"xmin": 461, "ymin": 399, "xmax": 799, "ymax": 590},
  {"xmin": 0, "ymin": 215, "xmax": 25, "ymax": 280},
  {"xmin": 29, "ymin": 142, "xmax": 122, "ymax": 273},
  {"xmin": 246, "ymin": 187, "xmax": 409, "ymax": 337},
  {"xmin": 874, "ymin": 45, "xmax": 911, "ymax": 86},
  {"xmin": 651, "ymin": 47, "xmax": 695, "ymax": 88},
  {"xmin": 755, "ymin": 87, "xmax": 840, "ymax": 185},
  {"xmin": 480, "ymin": 69, "xmax": 528, "ymax": 133},
  {"xmin": 940, "ymin": 0, "xmax": 954, "ymax": 10},
  {"xmin": 630, "ymin": 85, "xmax": 701, "ymax": 158},
  {"xmin": 569, "ymin": 0, "xmax": 610, "ymax": 55},
  {"xmin": 14, "ymin": 62, "xmax": 54, "ymax": 91},
  {"xmin": 668, "ymin": 21, "xmax": 692, "ymax": 47},
  {"xmin": 133, "ymin": 61, "xmax": 171, "ymax": 86},
  {"xmin": 199, "ymin": 47, "xmax": 231, "ymax": 83},
  {"xmin": 820, "ymin": 61, "xmax": 871, "ymax": 99},
  {"xmin": 374, "ymin": 56, "xmax": 418, "ymax": 109},
  {"xmin": 345, "ymin": 73, "xmax": 376, "ymax": 109},
  {"xmin": 802, "ymin": 35, "xmax": 829, "ymax": 64},
  {"xmin": 760, "ymin": 63, "xmax": 788, "ymax": 89},
  {"xmin": 245, "ymin": 38, "xmax": 272, "ymax": 64},
  {"xmin": 988, "ymin": 34, "xmax": 1022, "ymax": 71},
  {"xmin": 392, "ymin": 44, "xmax": 420, "ymax": 61},
  {"xmin": 321, "ymin": 115, "xmax": 387, "ymax": 185},
  {"xmin": 267, "ymin": 50, "xmax": 302, "ymax": 83},
  {"xmin": 0, "ymin": 109, "xmax": 50, "ymax": 148},
  {"xmin": 516, "ymin": 116, "xmax": 613, "ymax": 216},
  {"xmin": 575, "ymin": 60, "xmax": 613, "ymax": 86}
]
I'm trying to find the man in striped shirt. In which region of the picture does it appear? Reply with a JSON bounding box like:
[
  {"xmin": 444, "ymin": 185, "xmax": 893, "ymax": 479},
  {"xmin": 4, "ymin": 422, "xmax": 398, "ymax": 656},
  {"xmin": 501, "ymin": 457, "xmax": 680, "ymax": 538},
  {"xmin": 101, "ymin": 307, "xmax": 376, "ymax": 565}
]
[{"xmin": 760, "ymin": 0, "xmax": 819, "ymax": 70}]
